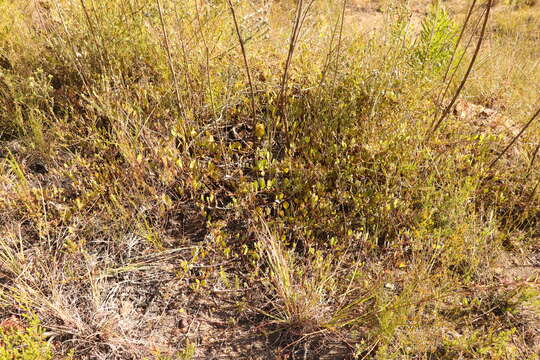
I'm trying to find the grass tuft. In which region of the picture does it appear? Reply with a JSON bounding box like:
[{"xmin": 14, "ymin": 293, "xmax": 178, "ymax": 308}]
[{"xmin": 0, "ymin": 0, "xmax": 538, "ymax": 358}]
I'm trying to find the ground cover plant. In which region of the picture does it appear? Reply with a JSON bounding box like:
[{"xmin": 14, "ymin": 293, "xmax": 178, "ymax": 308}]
[{"xmin": 0, "ymin": 0, "xmax": 538, "ymax": 359}]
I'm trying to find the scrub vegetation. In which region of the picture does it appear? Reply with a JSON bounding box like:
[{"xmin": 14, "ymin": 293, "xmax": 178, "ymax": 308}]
[{"xmin": 0, "ymin": 0, "xmax": 538, "ymax": 358}]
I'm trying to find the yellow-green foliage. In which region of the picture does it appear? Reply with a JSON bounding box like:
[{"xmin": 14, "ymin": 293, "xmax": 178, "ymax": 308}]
[
  {"xmin": 0, "ymin": 0, "xmax": 538, "ymax": 359},
  {"xmin": 0, "ymin": 316, "xmax": 52, "ymax": 360}
]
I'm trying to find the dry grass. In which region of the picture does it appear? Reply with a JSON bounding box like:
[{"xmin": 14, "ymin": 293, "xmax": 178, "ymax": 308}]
[{"xmin": 0, "ymin": 0, "xmax": 538, "ymax": 359}]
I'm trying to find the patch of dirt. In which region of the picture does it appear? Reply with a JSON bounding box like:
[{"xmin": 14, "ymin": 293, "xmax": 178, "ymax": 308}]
[
  {"xmin": 344, "ymin": 0, "xmax": 443, "ymax": 33},
  {"xmin": 344, "ymin": 0, "xmax": 506, "ymax": 35},
  {"xmin": 179, "ymin": 294, "xmax": 272, "ymax": 359},
  {"xmin": 454, "ymin": 99, "xmax": 520, "ymax": 137},
  {"xmin": 493, "ymin": 250, "xmax": 540, "ymax": 355},
  {"xmin": 493, "ymin": 250, "xmax": 539, "ymax": 286},
  {"xmin": 0, "ymin": 316, "xmax": 25, "ymax": 333}
]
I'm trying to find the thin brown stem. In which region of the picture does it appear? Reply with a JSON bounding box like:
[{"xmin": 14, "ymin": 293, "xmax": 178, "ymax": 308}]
[
  {"xmin": 51, "ymin": 1, "xmax": 90, "ymax": 90},
  {"xmin": 174, "ymin": 3, "xmax": 195, "ymax": 110},
  {"xmin": 156, "ymin": 0, "xmax": 185, "ymax": 138},
  {"xmin": 436, "ymin": 8, "xmax": 485, "ymax": 115},
  {"xmin": 333, "ymin": 0, "xmax": 347, "ymax": 136},
  {"xmin": 526, "ymin": 142, "xmax": 540, "ymax": 178},
  {"xmin": 490, "ymin": 105, "xmax": 540, "ymax": 168},
  {"xmin": 525, "ymin": 179, "xmax": 539, "ymax": 204},
  {"xmin": 276, "ymin": 0, "xmax": 316, "ymax": 138},
  {"xmin": 278, "ymin": 0, "xmax": 304, "ymax": 124},
  {"xmin": 194, "ymin": 0, "xmax": 217, "ymax": 119},
  {"xmin": 441, "ymin": 0, "xmax": 477, "ymax": 85},
  {"xmin": 318, "ymin": 15, "xmax": 340, "ymax": 89},
  {"xmin": 427, "ymin": 0, "xmax": 493, "ymax": 139},
  {"xmin": 434, "ymin": 0, "xmax": 477, "ymax": 120},
  {"xmin": 226, "ymin": 0, "xmax": 256, "ymax": 122},
  {"xmin": 79, "ymin": 0, "xmax": 106, "ymax": 71}
]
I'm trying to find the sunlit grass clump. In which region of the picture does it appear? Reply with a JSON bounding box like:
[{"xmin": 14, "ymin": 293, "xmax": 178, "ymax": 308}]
[{"xmin": 0, "ymin": 0, "xmax": 538, "ymax": 358}]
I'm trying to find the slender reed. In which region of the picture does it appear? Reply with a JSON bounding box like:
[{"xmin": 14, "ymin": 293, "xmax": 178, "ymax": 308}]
[
  {"xmin": 434, "ymin": 0, "xmax": 477, "ymax": 120},
  {"xmin": 194, "ymin": 0, "xmax": 217, "ymax": 119},
  {"xmin": 51, "ymin": 1, "xmax": 90, "ymax": 90},
  {"xmin": 79, "ymin": 0, "xmax": 106, "ymax": 71},
  {"xmin": 490, "ymin": 105, "xmax": 540, "ymax": 168},
  {"xmin": 226, "ymin": 0, "xmax": 256, "ymax": 122},
  {"xmin": 318, "ymin": 13, "xmax": 340, "ymax": 88},
  {"xmin": 278, "ymin": 0, "xmax": 304, "ymax": 116},
  {"xmin": 331, "ymin": 0, "xmax": 347, "ymax": 92},
  {"xmin": 156, "ymin": 0, "xmax": 186, "ymax": 139},
  {"xmin": 333, "ymin": 0, "xmax": 347, "ymax": 135},
  {"xmin": 277, "ymin": 0, "xmax": 316, "ymax": 136},
  {"xmin": 427, "ymin": 0, "xmax": 493, "ymax": 139},
  {"xmin": 526, "ymin": 142, "xmax": 540, "ymax": 177}
]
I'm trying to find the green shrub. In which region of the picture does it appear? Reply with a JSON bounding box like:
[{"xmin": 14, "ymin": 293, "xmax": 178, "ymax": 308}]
[
  {"xmin": 414, "ymin": 2, "xmax": 458, "ymax": 72},
  {"xmin": 0, "ymin": 315, "xmax": 52, "ymax": 360}
]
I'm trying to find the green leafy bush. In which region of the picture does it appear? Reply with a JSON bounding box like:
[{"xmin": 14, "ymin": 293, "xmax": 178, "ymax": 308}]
[
  {"xmin": 414, "ymin": 3, "xmax": 458, "ymax": 71},
  {"xmin": 0, "ymin": 316, "xmax": 52, "ymax": 360}
]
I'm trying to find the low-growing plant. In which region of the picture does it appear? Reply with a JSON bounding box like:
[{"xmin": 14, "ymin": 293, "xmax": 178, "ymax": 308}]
[
  {"xmin": 0, "ymin": 0, "xmax": 538, "ymax": 358},
  {"xmin": 0, "ymin": 315, "xmax": 52, "ymax": 360}
]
